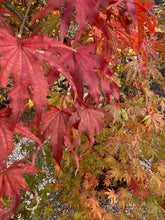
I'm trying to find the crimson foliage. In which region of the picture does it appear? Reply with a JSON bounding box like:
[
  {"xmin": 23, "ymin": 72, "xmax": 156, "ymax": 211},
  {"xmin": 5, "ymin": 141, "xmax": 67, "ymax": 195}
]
[{"xmin": 0, "ymin": 0, "xmax": 164, "ymax": 219}]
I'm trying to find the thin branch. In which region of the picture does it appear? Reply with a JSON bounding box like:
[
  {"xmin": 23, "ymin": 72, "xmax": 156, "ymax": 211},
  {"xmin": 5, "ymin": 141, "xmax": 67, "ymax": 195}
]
[{"xmin": 18, "ymin": 0, "xmax": 33, "ymax": 38}]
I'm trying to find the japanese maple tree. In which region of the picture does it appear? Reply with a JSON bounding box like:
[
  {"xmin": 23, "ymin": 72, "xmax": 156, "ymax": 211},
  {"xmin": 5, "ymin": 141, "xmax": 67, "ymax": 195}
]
[{"xmin": 0, "ymin": 0, "xmax": 164, "ymax": 219}]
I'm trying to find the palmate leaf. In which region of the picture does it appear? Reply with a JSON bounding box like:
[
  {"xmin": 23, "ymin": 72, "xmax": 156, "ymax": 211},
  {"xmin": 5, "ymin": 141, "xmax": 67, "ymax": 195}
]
[
  {"xmin": 0, "ymin": 29, "xmax": 72, "ymax": 126},
  {"xmin": 69, "ymin": 106, "xmax": 105, "ymax": 153},
  {"xmin": 104, "ymin": 189, "xmax": 118, "ymax": 205},
  {"xmin": 39, "ymin": 105, "xmax": 75, "ymax": 169},
  {"xmin": 61, "ymin": 44, "xmax": 101, "ymax": 102},
  {"xmin": 0, "ymin": 157, "xmax": 41, "ymax": 220},
  {"xmin": 32, "ymin": 0, "xmax": 107, "ymax": 41},
  {"xmin": 59, "ymin": 43, "xmax": 116, "ymax": 103},
  {"xmin": 143, "ymin": 109, "xmax": 165, "ymax": 133},
  {"xmin": 88, "ymin": 197, "xmax": 107, "ymax": 220}
]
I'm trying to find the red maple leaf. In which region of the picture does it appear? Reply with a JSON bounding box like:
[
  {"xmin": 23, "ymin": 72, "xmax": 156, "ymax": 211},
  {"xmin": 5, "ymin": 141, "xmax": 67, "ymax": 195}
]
[
  {"xmin": 39, "ymin": 105, "xmax": 75, "ymax": 169},
  {"xmin": 127, "ymin": 178, "xmax": 141, "ymax": 195},
  {"xmin": 58, "ymin": 44, "xmax": 112, "ymax": 103},
  {"xmin": 0, "ymin": 157, "xmax": 41, "ymax": 220},
  {"xmin": 0, "ymin": 29, "xmax": 72, "ymax": 125},
  {"xmin": 127, "ymin": 178, "xmax": 149, "ymax": 199},
  {"xmin": 32, "ymin": 0, "xmax": 104, "ymax": 41},
  {"xmin": 133, "ymin": 1, "xmax": 157, "ymax": 52},
  {"xmin": 69, "ymin": 106, "xmax": 105, "ymax": 153}
]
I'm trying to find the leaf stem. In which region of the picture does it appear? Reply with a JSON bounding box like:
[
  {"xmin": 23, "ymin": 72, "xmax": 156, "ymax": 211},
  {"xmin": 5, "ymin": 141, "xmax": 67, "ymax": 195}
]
[{"xmin": 18, "ymin": 0, "xmax": 33, "ymax": 38}]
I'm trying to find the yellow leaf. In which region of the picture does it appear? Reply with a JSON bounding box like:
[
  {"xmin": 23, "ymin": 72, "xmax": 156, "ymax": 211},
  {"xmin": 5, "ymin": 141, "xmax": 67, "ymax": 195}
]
[{"xmin": 104, "ymin": 189, "xmax": 118, "ymax": 205}]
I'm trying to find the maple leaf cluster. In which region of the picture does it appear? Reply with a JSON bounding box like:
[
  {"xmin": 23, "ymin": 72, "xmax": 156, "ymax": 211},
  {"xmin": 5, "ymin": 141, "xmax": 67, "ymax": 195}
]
[{"xmin": 0, "ymin": 0, "xmax": 164, "ymax": 219}]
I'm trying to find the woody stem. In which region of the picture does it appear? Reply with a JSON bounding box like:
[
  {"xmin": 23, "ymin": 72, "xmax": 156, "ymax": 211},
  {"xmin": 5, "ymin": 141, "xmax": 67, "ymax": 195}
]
[{"xmin": 18, "ymin": 0, "xmax": 33, "ymax": 37}]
